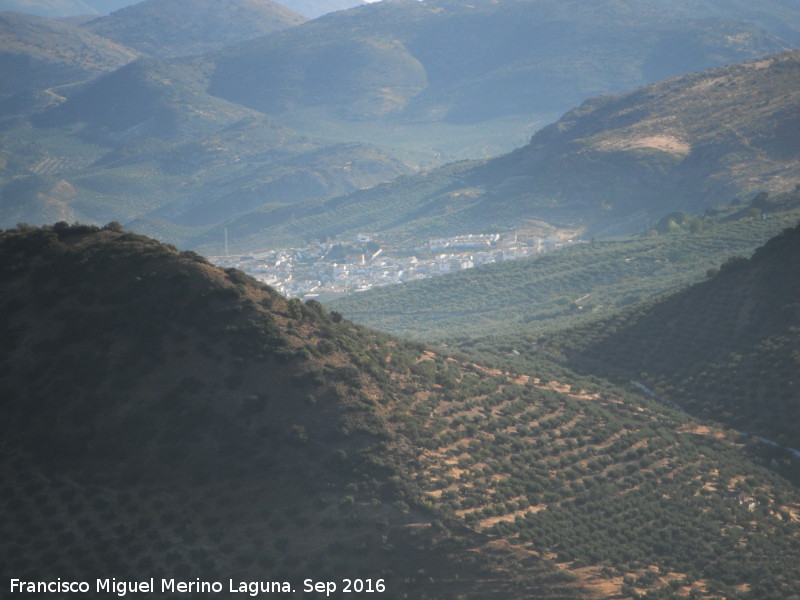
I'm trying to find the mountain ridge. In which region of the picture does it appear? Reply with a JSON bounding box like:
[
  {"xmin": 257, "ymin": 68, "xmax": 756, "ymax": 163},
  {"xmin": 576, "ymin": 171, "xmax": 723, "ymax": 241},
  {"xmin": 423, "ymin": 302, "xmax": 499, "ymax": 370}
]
[
  {"xmin": 0, "ymin": 10, "xmax": 138, "ymax": 99},
  {"xmin": 2, "ymin": 223, "xmax": 798, "ymax": 599},
  {"xmin": 203, "ymin": 0, "xmax": 791, "ymax": 123},
  {"xmin": 0, "ymin": 222, "xmax": 595, "ymax": 599},
  {"xmin": 83, "ymin": 0, "xmax": 307, "ymax": 58}
]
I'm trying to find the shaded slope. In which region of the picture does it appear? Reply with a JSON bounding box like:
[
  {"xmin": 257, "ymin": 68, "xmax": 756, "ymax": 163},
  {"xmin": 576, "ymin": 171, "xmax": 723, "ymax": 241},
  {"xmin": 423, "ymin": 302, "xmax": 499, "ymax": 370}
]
[
  {"xmin": 0, "ymin": 223, "xmax": 586, "ymax": 599},
  {"xmin": 84, "ymin": 0, "xmax": 307, "ymax": 58},
  {"xmin": 562, "ymin": 220, "xmax": 800, "ymax": 450}
]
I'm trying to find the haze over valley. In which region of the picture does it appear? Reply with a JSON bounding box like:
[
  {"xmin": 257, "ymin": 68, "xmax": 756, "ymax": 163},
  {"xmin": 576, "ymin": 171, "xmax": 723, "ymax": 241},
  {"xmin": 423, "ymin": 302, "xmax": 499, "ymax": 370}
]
[{"xmin": 1, "ymin": 1, "xmax": 799, "ymax": 599}]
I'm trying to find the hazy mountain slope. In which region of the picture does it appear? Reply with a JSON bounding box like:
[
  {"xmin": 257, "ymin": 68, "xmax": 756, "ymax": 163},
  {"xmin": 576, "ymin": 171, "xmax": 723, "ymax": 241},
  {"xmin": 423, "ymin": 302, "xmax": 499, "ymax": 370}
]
[
  {"xmin": 223, "ymin": 50, "xmax": 800, "ymax": 251},
  {"xmin": 3, "ymin": 0, "xmax": 798, "ymax": 250},
  {"xmin": 0, "ymin": 57, "xmax": 412, "ymax": 232},
  {"xmin": 328, "ymin": 193, "xmax": 800, "ymax": 340},
  {"xmin": 478, "ymin": 49, "xmax": 800, "ymax": 232},
  {"xmin": 638, "ymin": 0, "xmax": 800, "ymax": 44},
  {"xmin": 0, "ymin": 0, "xmax": 360, "ymax": 18},
  {"xmin": 31, "ymin": 57, "xmax": 268, "ymax": 139},
  {"xmin": 0, "ymin": 0, "xmax": 132, "ymax": 17},
  {"xmin": 84, "ymin": 0, "xmax": 307, "ymax": 58},
  {"xmin": 0, "ymin": 11, "xmax": 137, "ymax": 98},
  {"xmin": 205, "ymin": 0, "xmax": 790, "ymax": 123},
  {"xmin": 560, "ymin": 219, "xmax": 800, "ymax": 450},
  {"xmin": 0, "ymin": 223, "xmax": 585, "ymax": 600},
  {"xmin": 1, "ymin": 223, "xmax": 798, "ymax": 599}
]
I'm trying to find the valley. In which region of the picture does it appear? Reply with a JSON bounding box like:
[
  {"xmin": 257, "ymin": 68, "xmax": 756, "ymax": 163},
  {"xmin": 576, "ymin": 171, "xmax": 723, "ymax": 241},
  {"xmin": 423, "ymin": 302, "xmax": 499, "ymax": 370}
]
[
  {"xmin": 329, "ymin": 190, "xmax": 800, "ymax": 339},
  {"xmin": 211, "ymin": 228, "xmax": 570, "ymax": 299}
]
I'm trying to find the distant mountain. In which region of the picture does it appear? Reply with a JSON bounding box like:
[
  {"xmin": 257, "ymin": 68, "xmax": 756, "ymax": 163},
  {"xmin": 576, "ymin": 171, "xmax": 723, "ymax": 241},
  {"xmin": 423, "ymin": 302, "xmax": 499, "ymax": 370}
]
[
  {"xmin": 217, "ymin": 49, "xmax": 800, "ymax": 251},
  {"xmin": 0, "ymin": 57, "xmax": 412, "ymax": 232},
  {"xmin": 564, "ymin": 218, "xmax": 800, "ymax": 450},
  {"xmin": 0, "ymin": 0, "xmax": 133, "ymax": 17},
  {"xmin": 478, "ymin": 48, "xmax": 800, "ymax": 234},
  {"xmin": 205, "ymin": 0, "xmax": 791, "ymax": 122},
  {"xmin": 638, "ymin": 0, "xmax": 800, "ymax": 44},
  {"xmin": 32, "ymin": 57, "xmax": 257, "ymax": 137},
  {"xmin": 4, "ymin": 0, "xmax": 800, "ymax": 251},
  {"xmin": 0, "ymin": 11, "xmax": 137, "ymax": 99},
  {"xmin": 84, "ymin": 0, "xmax": 307, "ymax": 58},
  {"xmin": 2, "ymin": 223, "xmax": 799, "ymax": 600}
]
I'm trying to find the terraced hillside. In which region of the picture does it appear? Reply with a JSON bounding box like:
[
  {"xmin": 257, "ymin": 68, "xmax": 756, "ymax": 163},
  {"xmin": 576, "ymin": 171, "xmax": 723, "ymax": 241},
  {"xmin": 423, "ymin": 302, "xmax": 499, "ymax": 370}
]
[
  {"xmin": 0, "ymin": 224, "xmax": 587, "ymax": 599},
  {"xmin": 376, "ymin": 353, "xmax": 800, "ymax": 599}
]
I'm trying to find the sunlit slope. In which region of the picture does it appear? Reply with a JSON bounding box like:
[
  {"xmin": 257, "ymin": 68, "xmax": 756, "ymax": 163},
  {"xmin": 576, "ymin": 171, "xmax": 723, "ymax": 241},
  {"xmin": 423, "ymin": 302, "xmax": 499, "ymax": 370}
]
[{"xmin": 84, "ymin": 0, "xmax": 307, "ymax": 58}]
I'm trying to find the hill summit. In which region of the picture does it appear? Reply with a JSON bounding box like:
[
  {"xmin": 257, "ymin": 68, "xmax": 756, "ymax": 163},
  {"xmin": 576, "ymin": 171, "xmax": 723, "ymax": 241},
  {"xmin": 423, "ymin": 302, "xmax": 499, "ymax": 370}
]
[
  {"xmin": 84, "ymin": 0, "xmax": 307, "ymax": 58},
  {"xmin": 0, "ymin": 222, "xmax": 584, "ymax": 599}
]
